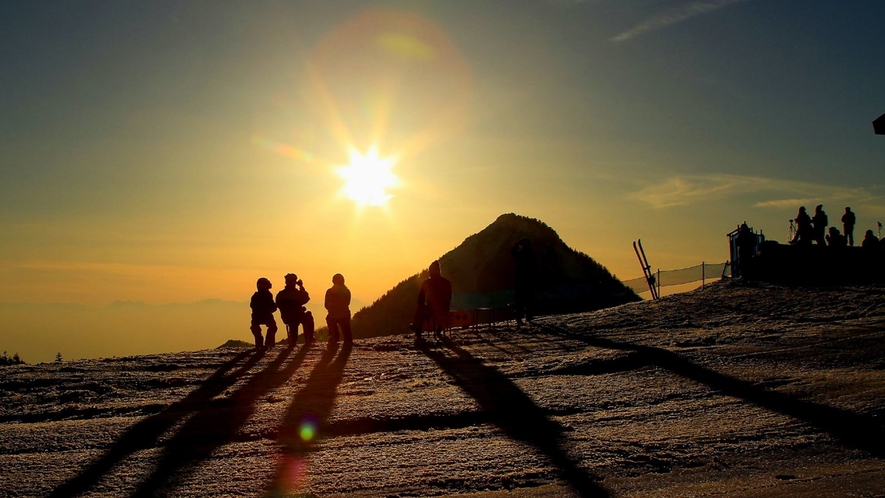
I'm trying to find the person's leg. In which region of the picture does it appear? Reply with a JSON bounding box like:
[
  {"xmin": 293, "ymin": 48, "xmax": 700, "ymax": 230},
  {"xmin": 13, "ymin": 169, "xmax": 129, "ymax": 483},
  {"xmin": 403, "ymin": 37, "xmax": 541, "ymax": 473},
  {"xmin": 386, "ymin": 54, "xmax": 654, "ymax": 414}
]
[
  {"xmin": 266, "ymin": 319, "xmax": 278, "ymax": 349},
  {"xmin": 410, "ymin": 303, "xmax": 429, "ymax": 336},
  {"xmin": 433, "ymin": 309, "xmax": 448, "ymax": 337},
  {"xmin": 342, "ymin": 317, "xmax": 353, "ymax": 343},
  {"xmin": 250, "ymin": 324, "xmax": 264, "ymax": 350},
  {"xmin": 326, "ymin": 316, "xmax": 339, "ymax": 342},
  {"xmin": 514, "ymin": 288, "xmax": 526, "ymax": 326}
]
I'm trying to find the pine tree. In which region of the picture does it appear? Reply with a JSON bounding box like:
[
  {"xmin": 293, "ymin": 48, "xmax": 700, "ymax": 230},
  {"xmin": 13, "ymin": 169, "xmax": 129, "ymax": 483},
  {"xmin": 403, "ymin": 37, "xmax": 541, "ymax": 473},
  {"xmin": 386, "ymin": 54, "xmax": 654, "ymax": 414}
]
[
  {"xmin": 55, "ymin": 352, "xmax": 63, "ymax": 363},
  {"xmin": 0, "ymin": 351, "xmax": 7, "ymax": 366},
  {"xmin": 11, "ymin": 353, "xmax": 21, "ymax": 364}
]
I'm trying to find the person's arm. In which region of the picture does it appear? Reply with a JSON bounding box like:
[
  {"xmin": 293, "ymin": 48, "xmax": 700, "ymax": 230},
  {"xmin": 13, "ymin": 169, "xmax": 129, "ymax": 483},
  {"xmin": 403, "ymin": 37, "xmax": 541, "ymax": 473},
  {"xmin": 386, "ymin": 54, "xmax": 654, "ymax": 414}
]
[{"xmin": 324, "ymin": 289, "xmax": 332, "ymax": 311}]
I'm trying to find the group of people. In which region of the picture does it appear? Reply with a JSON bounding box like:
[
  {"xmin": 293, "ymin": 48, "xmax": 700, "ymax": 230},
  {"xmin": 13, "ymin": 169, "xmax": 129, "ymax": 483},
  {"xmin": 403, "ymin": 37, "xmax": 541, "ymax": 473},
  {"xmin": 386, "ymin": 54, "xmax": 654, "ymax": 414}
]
[
  {"xmin": 790, "ymin": 205, "xmax": 861, "ymax": 247},
  {"xmin": 251, "ymin": 238, "xmax": 539, "ymax": 347},
  {"xmin": 249, "ymin": 273, "xmax": 352, "ymax": 349}
]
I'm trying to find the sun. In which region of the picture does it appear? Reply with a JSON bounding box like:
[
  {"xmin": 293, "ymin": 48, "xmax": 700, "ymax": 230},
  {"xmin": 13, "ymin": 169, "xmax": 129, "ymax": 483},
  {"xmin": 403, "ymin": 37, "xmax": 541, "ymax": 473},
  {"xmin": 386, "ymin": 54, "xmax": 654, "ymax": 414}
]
[{"xmin": 336, "ymin": 147, "xmax": 399, "ymax": 207}]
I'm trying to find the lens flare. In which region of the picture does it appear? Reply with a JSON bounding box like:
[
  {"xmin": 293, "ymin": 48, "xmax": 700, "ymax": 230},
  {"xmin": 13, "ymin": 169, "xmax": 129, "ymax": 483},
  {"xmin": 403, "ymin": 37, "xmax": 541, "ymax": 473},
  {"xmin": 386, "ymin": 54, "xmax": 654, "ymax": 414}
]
[
  {"xmin": 251, "ymin": 135, "xmax": 315, "ymax": 162},
  {"xmin": 280, "ymin": 455, "xmax": 308, "ymax": 491},
  {"xmin": 299, "ymin": 415, "xmax": 318, "ymax": 441}
]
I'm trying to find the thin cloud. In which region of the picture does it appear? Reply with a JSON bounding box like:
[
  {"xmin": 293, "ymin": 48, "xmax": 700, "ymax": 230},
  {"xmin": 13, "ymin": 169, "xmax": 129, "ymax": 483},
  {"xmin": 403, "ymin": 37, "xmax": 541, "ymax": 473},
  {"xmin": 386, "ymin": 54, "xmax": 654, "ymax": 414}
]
[
  {"xmin": 631, "ymin": 174, "xmax": 880, "ymax": 209},
  {"xmin": 612, "ymin": 0, "xmax": 750, "ymax": 42},
  {"xmin": 753, "ymin": 198, "xmax": 816, "ymax": 209}
]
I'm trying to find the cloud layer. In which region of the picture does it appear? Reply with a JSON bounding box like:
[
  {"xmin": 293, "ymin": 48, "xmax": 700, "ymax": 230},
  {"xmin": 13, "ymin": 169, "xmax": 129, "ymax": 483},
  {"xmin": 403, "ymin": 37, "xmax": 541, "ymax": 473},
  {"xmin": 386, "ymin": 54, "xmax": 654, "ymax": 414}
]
[{"xmin": 630, "ymin": 174, "xmax": 882, "ymax": 210}]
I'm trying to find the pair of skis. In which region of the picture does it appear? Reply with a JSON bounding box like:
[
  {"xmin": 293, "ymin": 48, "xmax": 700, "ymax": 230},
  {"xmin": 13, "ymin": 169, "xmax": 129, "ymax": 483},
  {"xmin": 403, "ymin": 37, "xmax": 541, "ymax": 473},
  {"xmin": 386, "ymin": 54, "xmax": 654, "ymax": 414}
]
[{"xmin": 633, "ymin": 239, "xmax": 659, "ymax": 300}]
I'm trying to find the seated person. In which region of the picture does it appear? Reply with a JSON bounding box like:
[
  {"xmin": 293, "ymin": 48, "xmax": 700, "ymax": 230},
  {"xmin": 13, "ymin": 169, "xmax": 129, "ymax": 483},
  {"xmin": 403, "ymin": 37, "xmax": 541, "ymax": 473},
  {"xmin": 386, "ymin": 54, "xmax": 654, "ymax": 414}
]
[{"xmin": 276, "ymin": 273, "xmax": 314, "ymax": 344}]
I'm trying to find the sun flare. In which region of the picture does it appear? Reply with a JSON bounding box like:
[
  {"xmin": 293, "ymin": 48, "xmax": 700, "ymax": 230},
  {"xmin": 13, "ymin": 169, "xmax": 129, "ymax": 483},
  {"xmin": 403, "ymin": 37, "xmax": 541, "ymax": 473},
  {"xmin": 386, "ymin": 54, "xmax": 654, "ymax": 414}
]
[{"xmin": 336, "ymin": 147, "xmax": 399, "ymax": 207}]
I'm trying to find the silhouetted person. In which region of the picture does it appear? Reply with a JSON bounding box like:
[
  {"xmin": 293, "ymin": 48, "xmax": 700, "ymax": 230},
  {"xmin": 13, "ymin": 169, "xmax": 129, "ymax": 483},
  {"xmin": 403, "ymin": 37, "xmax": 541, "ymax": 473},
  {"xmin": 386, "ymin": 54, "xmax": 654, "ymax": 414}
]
[
  {"xmin": 511, "ymin": 238, "xmax": 537, "ymax": 326},
  {"xmin": 276, "ymin": 273, "xmax": 314, "ymax": 344},
  {"xmin": 826, "ymin": 226, "xmax": 847, "ymax": 247},
  {"xmin": 791, "ymin": 206, "xmax": 813, "ymax": 245},
  {"xmin": 409, "ymin": 260, "xmax": 452, "ymax": 339},
  {"xmin": 250, "ymin": 277, "xmax": 277, "ymax": 350},
  {"xmin": 812, "ymin": 204, "xmax": 828, "ymax": 246},
  {"xmin": 862, "ymin": 229, "xmax": 879, "ymax": 250},
  {"xmin": 842, "ymin": 207, "xmax": 856, "ymax": 246},
  {"xmin": 324, "ymin": 273, "xmax": 352, "ymax": 344},
  {"xmin": 735, "ymin": 223, "xmax": 756, "ymax": 278}
]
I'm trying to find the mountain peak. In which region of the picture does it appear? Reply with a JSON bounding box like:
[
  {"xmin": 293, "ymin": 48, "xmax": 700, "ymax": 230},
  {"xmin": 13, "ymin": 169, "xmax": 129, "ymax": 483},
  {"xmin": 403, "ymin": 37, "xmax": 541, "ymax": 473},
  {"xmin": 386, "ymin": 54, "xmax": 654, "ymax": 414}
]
[{"xmin": 350, "ymin": 214, "xmax": 639, "ymax": 338}]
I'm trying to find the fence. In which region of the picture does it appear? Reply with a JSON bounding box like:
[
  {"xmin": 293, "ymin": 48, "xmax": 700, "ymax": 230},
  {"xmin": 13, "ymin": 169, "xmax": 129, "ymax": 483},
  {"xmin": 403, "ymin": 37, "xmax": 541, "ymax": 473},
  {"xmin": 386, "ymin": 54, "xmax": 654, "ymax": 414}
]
[{"xmin": 622, "ymin": 262, "xmax": 730, "ymax": 296}]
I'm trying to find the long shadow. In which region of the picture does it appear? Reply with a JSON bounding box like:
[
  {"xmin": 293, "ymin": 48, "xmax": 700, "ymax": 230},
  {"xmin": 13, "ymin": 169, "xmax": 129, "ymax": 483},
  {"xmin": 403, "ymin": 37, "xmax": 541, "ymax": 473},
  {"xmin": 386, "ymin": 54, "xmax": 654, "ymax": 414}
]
[
  {"xmin": 471, "ymin": 328, "xmax": 535, "ymax": 355},
  {"xmin": 265, "ymin": 341, "xmax": 352, "ymax": 497},
  {"xmin": 539, "ymin": 323, "xmax": 885, "ymax": 459},
  {"xmin": 421, "ymin": 336, "xmax": 610, "ymax": 498},
  {"xmin": 131, "ymin": 344, "xmax": 311, "ymax": 498},
  {"xmin": 49, "ymin": 349, "xmax": 259, "ymax": 498}
]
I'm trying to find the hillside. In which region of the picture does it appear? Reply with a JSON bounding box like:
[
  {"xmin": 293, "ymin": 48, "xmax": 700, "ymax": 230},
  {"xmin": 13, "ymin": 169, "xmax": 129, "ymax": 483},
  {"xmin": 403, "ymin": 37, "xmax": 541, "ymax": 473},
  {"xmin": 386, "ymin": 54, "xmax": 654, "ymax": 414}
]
[
  {"xmin": 3, "ymin": 281, "xmax": 885, "ymax": 496},
  {"xmin": 349, "ymin": 213, "xmax": 639, "ymax": 339}
]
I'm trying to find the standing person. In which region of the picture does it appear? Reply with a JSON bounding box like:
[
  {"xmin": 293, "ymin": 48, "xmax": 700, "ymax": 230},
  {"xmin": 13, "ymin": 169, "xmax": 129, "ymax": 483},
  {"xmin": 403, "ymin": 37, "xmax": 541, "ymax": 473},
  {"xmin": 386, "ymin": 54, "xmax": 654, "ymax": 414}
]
[
  {"xmin": 812, "ymin": 205, "xmax": 828, "ymax": 246},
  {"xmin": 842, "ymin": 207, "xmax": 857, "ymax": 246},
  {"xmin": 324, "ymin": 273, "xmax": 352, "ymax": 344},
  {"xmin": 511, "ymin": 238, "xmax": 537, "ymax": 326},
  {"xmin": 791, "ymin": 206, "xmax": 813, "ymax": 245},
  {"xmin": 409, "ymin": 260, "xmax": 452, "ymax": 339},
  {"xmin": 249, "ymin": 277, "xmax": 278, "ymax": 350},
  {"xmin": 276, "ymin": 273, "xmax": 314, "ymax": 345}
]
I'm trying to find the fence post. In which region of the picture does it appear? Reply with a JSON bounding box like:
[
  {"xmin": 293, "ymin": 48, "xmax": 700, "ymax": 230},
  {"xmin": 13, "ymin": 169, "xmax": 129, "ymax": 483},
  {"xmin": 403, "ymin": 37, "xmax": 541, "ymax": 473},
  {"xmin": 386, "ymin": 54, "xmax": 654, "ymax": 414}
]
[
  {"xmin": 657, "ymin": 268, "xmax": 661, "ymax": 298},
  {"xmin": 702, "ymin": 262, "xmax": 705, "ymax": 287}
]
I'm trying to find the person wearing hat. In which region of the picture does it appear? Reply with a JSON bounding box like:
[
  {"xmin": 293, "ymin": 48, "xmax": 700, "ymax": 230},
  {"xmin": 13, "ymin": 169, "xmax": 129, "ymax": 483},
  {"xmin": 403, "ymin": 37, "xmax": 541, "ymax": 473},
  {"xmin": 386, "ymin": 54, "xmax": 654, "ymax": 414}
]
[
  {"xmin": 409, "ymin": 260, "xmax": 452, "ymax": 339},
  {"xmin": 324, "ymin": 273, "xmax": 352, "ymax": 344},
  {"xmin": 249, "ymin": 277, "xmax": 278, "ymax": 350},
  {"xmin": 276, "ymin": 273, "xmax": 314, "ymax": 344}
]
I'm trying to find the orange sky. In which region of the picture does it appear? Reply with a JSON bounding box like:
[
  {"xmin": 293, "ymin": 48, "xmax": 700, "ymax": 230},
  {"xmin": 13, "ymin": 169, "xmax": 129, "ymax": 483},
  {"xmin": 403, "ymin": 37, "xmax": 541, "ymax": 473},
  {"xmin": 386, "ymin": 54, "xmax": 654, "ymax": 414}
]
[{"xmin": 2, "ymin": 3, "xmax": 885, "ymax": 311}]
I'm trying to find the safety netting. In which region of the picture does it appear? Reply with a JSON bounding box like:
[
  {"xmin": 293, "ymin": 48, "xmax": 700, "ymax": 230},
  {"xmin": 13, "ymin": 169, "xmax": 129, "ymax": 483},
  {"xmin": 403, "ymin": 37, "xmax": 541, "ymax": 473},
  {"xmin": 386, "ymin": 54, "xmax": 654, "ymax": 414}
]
[{"xmin": 621, "ymin": 262, "xmax": 730, "ymax": 294}]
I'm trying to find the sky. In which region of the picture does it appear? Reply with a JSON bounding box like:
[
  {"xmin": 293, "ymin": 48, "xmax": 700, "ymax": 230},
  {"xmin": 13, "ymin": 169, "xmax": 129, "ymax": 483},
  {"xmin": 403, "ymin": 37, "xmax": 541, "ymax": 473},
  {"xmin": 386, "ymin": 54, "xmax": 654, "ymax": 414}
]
[{"xmin": 2, "ymin": 0, "xmax": 885, "ymax": 315}]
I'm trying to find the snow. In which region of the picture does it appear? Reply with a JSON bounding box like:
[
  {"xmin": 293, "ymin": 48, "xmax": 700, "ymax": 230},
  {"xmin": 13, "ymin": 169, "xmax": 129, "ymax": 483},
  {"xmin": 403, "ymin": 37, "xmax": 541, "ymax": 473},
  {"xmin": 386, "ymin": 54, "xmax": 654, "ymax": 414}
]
[{"xmin": 2, "ymin": 281, "xmax": 885, "ymax": 497}]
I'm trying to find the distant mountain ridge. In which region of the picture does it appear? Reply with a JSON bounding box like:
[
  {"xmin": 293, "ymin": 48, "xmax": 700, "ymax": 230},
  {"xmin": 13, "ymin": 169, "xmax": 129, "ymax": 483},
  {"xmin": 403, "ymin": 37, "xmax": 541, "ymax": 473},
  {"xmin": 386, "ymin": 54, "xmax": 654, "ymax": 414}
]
[{"xmin": 350, "ymin": 213, "xmax": 639, "ymax": 339}]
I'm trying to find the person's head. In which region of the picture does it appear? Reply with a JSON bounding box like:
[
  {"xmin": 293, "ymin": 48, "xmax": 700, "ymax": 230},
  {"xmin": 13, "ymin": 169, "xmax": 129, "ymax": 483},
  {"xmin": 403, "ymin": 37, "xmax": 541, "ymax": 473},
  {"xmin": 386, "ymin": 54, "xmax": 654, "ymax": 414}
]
[
  {"xmin": 828, "ymin": 226, "xmax": 840, "ymax": 235},
  {"xmin": 866, "ymin": 229, "xmax": 875, "ymax": 238},
  {"xmin": 846, "ymin": 207, "xmax": 852, "ymax": 213},
  {"xmin": 815, "ymin": 204, "xmax": 823, "ymax": 213},
  {"xmin": 799, "ymin": 206, "xmax": 807, "ymax": 213},
  {"xmin": 332, "ymin": 273, "xmax": 345, "ymax": 285},
  {"xmin": 256, "ymin": 277, "xmax": 272, "ymax": 291},
  {"xmin": 429, "ymin": 260, "xmax": 441, "ymax": 276},
  {"xmin": 284, "ymin": 273, "xmax": 299, "ymax": 286}
]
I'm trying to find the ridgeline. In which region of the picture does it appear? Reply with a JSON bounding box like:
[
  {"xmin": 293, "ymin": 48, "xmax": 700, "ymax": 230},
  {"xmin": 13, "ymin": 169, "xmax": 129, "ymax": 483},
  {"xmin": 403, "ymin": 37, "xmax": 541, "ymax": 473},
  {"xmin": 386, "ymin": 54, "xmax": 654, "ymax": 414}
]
[{"xmin": 349, "ymin": 213, "xmax": 639, "ymax": 339}]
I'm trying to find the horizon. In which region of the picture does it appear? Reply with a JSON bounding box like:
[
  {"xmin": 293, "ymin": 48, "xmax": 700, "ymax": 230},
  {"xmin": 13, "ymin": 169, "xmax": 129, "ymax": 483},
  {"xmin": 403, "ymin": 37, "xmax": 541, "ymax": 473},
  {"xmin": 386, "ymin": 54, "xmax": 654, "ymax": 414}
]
[{"xmin": 2, "ymin": 2, "xmax": 884, "ymax": 360}]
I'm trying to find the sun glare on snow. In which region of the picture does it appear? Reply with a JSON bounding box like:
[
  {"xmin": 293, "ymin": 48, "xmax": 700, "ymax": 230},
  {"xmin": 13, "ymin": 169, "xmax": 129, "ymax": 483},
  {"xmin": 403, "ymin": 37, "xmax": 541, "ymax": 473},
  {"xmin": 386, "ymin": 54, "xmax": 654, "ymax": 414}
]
[{"xmin": 336, "ymin": 147, "xmax": 399, "ymax": 207}]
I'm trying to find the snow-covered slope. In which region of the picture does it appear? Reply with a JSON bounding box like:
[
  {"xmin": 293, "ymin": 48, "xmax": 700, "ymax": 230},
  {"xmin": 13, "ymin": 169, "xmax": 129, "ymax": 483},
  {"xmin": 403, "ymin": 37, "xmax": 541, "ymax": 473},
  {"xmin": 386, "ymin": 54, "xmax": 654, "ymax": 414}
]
[{"xmin": 3, "ymin": 281, "xmax": 885, "ymax": 497}]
